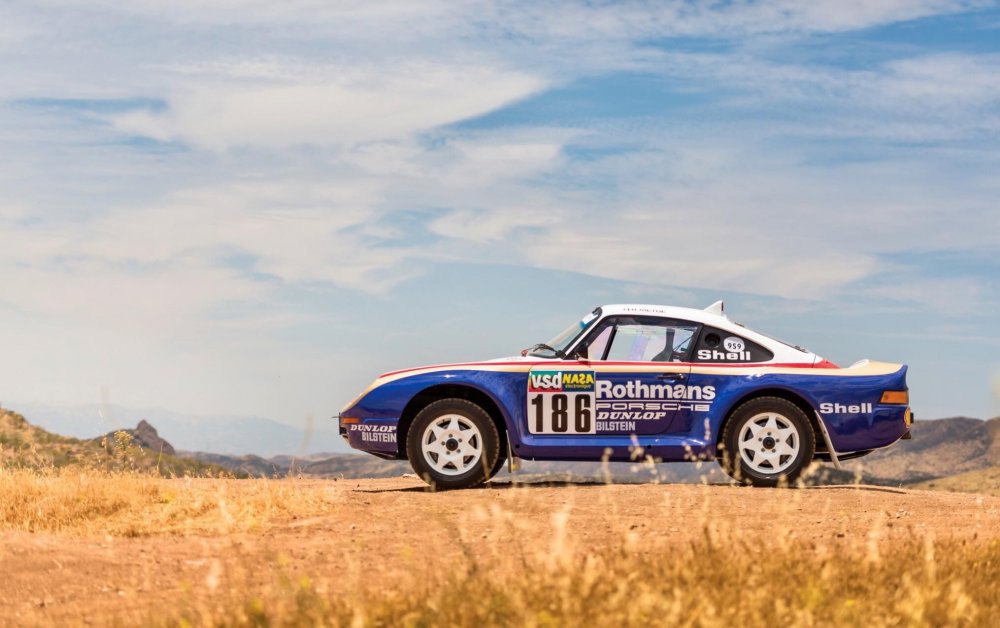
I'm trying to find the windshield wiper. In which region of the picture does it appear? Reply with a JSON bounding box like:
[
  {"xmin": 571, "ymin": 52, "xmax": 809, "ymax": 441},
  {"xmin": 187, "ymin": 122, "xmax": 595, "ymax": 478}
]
[{"xmin": 522, "ymin": 343, "xmax": 566, "ymax": 358}]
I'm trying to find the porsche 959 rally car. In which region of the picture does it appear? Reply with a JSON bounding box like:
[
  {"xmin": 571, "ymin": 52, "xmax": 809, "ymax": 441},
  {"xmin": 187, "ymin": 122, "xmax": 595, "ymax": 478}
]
[{"xmin": 338, "ymin": 302, "xmax": 912, "ymax": 488}]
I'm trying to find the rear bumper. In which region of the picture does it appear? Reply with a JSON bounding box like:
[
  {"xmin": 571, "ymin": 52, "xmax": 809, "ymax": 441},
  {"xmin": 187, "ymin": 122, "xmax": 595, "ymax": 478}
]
[
  {"xmin": 901, "ymin": 408, "xmax": 914, "ymax": 439},
  {"xmin": 820, "ymin": 404, "xmax": 911, "ymax": 452}
]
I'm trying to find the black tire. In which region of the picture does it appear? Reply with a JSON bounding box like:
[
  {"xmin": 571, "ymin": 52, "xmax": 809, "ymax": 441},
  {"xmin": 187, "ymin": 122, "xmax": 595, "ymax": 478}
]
[
  {"xmin": 718, "ymin": 397, "xmax": 815, "ymax": 487},
  {"xmin": 489, "ymin": 448, "xmax": 508, "ymax": 481},
  {"xmin": 406, "ymin": 398, "xmax": 502, "ymax": 490}
]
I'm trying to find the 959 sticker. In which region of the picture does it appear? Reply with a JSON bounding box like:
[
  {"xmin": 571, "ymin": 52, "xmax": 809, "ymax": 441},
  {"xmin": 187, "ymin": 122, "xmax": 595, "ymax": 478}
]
[{"xmin": 527, "ymin": 370, "xmax": 596, "ymax": 434}]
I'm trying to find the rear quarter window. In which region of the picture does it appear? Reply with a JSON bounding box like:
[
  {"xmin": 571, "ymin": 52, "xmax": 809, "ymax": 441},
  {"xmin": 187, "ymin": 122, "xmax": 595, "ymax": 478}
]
[{"xmin": 692, "ymin": 327, "xmax": 773, "ymax": 363}]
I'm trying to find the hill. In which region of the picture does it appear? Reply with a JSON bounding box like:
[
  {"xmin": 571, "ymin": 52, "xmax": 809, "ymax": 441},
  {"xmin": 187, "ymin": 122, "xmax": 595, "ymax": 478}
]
[
  {"xmin": 194, "ymin": 416, "xmax": 998, "ymax": 487},
  {"xmin": 847, "ymin": 416, "xmax": 1000, "ymax": 483},
  {"xmin": 912, "ymin": 466, "xmax": 1000, "ymax": 497},
  {"xmin": 0, "ymin": 408, "xmax": 233, "ymax": 477},
  {"xmin": 161, "ymin": 416, "xmax": 1000, "ymax": 489},
  {"xmin": 6, "ymin": 406, "xmax": 1000, "ymax": 491},
  {"xmin": 11, "ymin": 402, "xmax": 350, "ymax": 457}
]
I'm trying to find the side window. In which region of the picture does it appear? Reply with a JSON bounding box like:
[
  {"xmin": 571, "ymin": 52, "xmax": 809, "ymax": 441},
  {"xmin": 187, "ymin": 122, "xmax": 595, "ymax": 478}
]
[
  {"xmin": 692, "ymin": 326, "xmax": 773, "ymax": 363},
  {"xmin": 577, "ymin": 316, "xmax": 699, "ymax": 362}
]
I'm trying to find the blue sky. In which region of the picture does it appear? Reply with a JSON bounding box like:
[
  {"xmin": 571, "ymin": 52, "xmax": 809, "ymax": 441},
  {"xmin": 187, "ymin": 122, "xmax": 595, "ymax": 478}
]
[{"xmin": 1, "ymin": 0, "xmax": 998, "ymax": 432}]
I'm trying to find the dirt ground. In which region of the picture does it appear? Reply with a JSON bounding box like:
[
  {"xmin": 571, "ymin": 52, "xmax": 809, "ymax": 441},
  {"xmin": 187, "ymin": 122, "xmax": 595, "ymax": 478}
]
[{"xmin": 3, "ymin": 477, "xmax": 999, "ymax": 626}]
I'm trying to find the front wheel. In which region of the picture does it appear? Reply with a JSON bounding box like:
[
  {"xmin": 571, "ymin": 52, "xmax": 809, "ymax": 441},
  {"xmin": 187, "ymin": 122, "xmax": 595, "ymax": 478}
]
[
  {"xmin": 406, "ymin": 398, "xmax": 502, "ymax": 490},
  {"xmin": 719, "ymin": 397, "xmax": 815, "ymax": 487}
]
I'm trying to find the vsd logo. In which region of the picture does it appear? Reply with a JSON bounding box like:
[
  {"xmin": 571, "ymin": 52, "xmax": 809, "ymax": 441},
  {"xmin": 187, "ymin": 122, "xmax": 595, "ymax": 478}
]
[
  {"xmin": 528, "ymin": 371, "xmax": 596, "ymax": 393},
  {"xmin": 529, "ymin": 371, "xmax": 563, "ymax": 392}
]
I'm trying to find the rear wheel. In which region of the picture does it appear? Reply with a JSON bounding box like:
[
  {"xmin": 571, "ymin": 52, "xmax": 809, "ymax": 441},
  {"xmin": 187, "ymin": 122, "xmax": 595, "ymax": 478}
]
[
  {"xmin": 719, "ymin": 397, "xmax": 815, "ymax": 487},
  {"xmin": 406, "ymin": 398, "xmax": 501, "ymax": 490}
]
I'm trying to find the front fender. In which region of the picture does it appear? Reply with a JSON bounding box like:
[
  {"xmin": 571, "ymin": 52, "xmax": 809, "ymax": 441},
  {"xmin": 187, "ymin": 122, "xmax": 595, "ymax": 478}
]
[{"xmin": 342, "ymin": 369, "xmax": 527, "ymax": 457}]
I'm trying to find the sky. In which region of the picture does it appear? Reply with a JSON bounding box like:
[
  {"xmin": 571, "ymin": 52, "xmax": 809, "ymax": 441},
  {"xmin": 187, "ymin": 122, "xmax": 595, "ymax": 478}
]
[{"xmin": 1, "ymin": 0, "xmax": 998, "ymax": 433}]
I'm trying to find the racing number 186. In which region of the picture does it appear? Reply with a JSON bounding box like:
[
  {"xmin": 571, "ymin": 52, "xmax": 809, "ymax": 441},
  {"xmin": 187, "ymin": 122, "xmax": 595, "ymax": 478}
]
[{"xmin": 529, "ymin": 393, "xmax": 592, "ymax": 433}]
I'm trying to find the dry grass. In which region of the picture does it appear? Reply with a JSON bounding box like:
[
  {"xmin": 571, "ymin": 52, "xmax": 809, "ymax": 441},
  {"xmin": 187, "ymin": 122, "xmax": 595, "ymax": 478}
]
[
  {"xmin": 0, "ymin": 469, "xmax": 340, "ymax": 536},
  {"xmin": 174, "ymin": 535, "xmax": 1000, "ymax": 627},
  {"xmin": 3, "ymin": 469, "xmax": 999, "ymax": 626}
]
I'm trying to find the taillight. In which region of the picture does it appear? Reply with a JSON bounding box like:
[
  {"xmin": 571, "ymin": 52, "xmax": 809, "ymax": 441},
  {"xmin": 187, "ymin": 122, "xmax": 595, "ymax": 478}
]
[{"xmin": 880, "ymin": 390, "xmax": 909, "ymax": 405}]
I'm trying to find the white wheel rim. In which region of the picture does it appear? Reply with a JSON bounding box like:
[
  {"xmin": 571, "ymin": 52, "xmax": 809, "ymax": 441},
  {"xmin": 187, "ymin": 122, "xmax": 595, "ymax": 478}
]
[
  {"xmin": 421, "ymin": 414, "xmax": 483, "ymax": 476},
  {"xmin": 738, "ymin": 412, "xmax": 800, "ymax": 474}
]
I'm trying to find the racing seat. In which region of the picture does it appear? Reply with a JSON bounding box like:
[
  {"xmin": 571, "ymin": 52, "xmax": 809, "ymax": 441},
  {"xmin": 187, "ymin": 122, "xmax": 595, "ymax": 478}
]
[{"xmin": 651, "ymin": 330, "xmax": 675, "ymax": 362}]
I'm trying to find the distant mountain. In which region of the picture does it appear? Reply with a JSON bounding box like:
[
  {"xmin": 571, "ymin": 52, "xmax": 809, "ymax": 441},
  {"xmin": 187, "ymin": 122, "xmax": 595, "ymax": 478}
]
[
  {"xmin": 0, "ymin": 408, "xmax": 232, "ymax": 477},
  {"xmin": 176, "ymin": 452, "xmax": 727, "ymax": 483},
  {"xmin": 269, "ymin": 416, "xmax": 1000, "ymax": 485},
  {"xmin": 110, "ymin": 419, "xmax": 176, "ymax": 456},
  {"xmin": 118, "ymin": 415, "xmax": 1000, "ymax": 487},
  {"xmin": 183, "ymin": 451, "xmax": 295, "ymax": 478},
  {"xmin": 301, "ymin": 455, "xmax": 412, "ymax": 478},
  {"xmin": 845, "ymin": 416, "xmax": 1000, "ymax": 483},
  {"xmin": 6, "ymin": 404, "xmax": 999, "ymax": 492},
  {"xmin": 9, "ymin": 402, "xmax": 351, "ymax": 457},
  {"xmin": 912, "ymin": 466, "xmax": 1000, "ymax": 497}
]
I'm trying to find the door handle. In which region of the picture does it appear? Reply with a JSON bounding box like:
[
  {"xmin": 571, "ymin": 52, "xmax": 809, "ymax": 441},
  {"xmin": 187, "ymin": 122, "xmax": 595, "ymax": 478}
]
[{"xmin": 657, "ymin": 372, "xmax": 686, "ymax": 381}]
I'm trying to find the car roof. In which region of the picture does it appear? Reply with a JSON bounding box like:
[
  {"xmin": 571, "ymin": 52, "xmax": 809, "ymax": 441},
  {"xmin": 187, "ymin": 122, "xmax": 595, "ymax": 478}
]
[
  {"xmin": 597, "ymin": 303, "xmax": 731, "ymax": 326},
  {"xmin": 594, "ymin": 303, "xmax": 813, "ymax": 359}
]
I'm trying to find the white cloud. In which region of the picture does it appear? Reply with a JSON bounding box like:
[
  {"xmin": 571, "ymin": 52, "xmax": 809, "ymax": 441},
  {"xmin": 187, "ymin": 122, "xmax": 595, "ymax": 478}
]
[
  {"xmin": 2, "ymin": 0, "xmax": 998, "ymax": 422},
  {"xmin": 879, "ymin": 53, "xmax": 1000, "ymax": 111},
  {"xmin": 860, "ymin": 277, "xmax": 990, "ymax": 315},
  {"xmin": 512, "ymin": 209, "xmax": 881, "ymax": 300},
  {"xmin": 430, "ymin": 207, "xmax": 562, "ymax": 244},
  {"xmin": 0, "ymin": 8, "xmax": 34, "ymax": 51},
  {"xmin": 30, "ymin": 0, "xmax": 976, "ymax": 35},
  {"xmin": 113, "ymin": 62, "xmax": 548, "ymax": 149},
  {"xmin": 68, "ymin": 185, "xmax": 422, "ymax": 292},
  {"xmin": 33, "ymin": 0, "xmax": 473, "ymax": 31},
  {"xmin": 650, "ymin": 50, "xmax": 1000, "ymax": 126}
]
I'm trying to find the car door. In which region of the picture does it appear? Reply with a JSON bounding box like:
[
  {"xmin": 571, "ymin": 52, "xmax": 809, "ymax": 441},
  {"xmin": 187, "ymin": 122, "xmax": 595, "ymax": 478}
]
[{"xmin": 527, "ymin": 315, "xmax": 700, "ymax": 438}]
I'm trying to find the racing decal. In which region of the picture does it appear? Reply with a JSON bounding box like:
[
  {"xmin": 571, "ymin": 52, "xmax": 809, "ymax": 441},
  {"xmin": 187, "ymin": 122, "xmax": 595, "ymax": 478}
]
[
  {"xmin": 692, "ymin": 328, "xmax": 774, "ymax": 363},
  {"xmin": 820, "ymin": 402, "xmax": 873, "ymax": 414},
  {"xmin": 527, "ymin": 370, "xmax": 596, "ymax": 434},
  {"xmin": 348, "ymin": 423, "xmax": 397, "ymax": 444},
  {"xmin": 595, "ymin": 380, "xmax": 715, "ymax": 433},
  {"xmin": 723, "ymin": 336, "xmax": 745, "ymax": 353},
  {"xmin": 696, "ymin": 348, "xmax": 752, "ymax": 361},
  {"xmin": 698, "ymin": 335, "xmax": 751, "ymax": 360},
  {"xmin": 528, "ymin": 371, "xmax": 717, "ymax": 436}
]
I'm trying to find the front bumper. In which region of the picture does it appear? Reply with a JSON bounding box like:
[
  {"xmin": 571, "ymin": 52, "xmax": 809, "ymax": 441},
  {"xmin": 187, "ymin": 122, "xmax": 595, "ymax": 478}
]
[{"xmin": 339, "ymin": 415, "xmax": 401, "ymax": 457}]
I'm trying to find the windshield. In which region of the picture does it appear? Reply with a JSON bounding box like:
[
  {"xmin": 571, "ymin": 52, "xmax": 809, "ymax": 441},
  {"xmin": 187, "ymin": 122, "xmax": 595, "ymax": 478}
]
[{"xmin": 528, "ymin": 308, "xmax": 602, "ymax": 358}]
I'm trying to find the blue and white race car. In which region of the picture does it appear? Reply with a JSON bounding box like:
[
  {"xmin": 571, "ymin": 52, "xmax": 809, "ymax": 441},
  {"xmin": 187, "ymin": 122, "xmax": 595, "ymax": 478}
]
[{"xmin": 338, "ymin": 302, "xmax": 912, "ymax": 488}]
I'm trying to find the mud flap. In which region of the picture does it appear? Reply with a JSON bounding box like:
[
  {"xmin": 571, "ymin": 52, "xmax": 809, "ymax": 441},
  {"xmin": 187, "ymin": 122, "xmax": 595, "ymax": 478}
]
[
  {"xmin": 507, "ymin": 438, "xmax": 522, "ymax": 472},
  {"xmin": 814, "ymin": 411, "xmax": 842, "ymax": 470}
]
